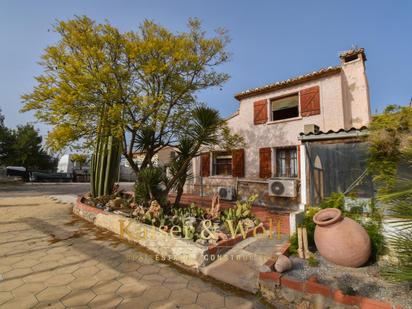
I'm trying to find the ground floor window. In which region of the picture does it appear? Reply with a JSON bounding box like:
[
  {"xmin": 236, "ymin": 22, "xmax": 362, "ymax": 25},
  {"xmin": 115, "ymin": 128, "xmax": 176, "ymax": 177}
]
[
  {"xmin": 276, "ymin": 147, "xmax": 298, "ymax": 178},
  {"xmin": 213, "ymin": 152, "xmax": 232, "ymax": 176}
]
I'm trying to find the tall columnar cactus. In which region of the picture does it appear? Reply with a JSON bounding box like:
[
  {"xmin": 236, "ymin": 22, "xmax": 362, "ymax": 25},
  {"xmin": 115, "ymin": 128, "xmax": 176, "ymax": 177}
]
[{"xmin": 90, "ymin": 134, "xmax": 122, "ymax": 197}]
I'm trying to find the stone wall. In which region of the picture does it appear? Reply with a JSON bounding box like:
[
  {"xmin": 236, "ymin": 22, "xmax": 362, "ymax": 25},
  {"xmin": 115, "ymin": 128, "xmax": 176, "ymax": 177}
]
[
  {"xmin": 259, "ymin": 272, "xmax": 400, "ymax": 309},
  {"xmin": 185, "ymin": 177, "xmax": 301, "ymax": 211},
  {"xmin": 185, "ymin": 176, "xmax": 236, "ymax": 197},
  {"xmin": 237, "ymin": 180, "xmax": 300, "ymax": 210}
]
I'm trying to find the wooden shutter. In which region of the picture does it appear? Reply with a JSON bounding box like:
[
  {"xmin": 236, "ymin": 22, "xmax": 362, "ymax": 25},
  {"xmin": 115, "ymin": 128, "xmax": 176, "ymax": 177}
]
[
  {"xmin": 259, "ymin": 148, "xmax": 272, "ymax": 179},
  {"xmin": 300, "ymin": 86, "xmax": 320, "ymax": 117},
  {"xmin": 232, "ymin": 149, "xmax": 245, "ymax": 177},
  {"xmin": 200, "ymin": 153, "xmax": 210, "ymax": 177},
  {"xmin": 253, "ymin": 99, "xmax": 268, "ymax": 124}
]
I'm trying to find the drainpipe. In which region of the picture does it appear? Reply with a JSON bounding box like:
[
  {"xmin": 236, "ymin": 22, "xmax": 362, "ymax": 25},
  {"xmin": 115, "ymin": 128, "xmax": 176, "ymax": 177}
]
[{"xmin": 299, "ymin": 143, "xmax": 307, "ymax": 210}]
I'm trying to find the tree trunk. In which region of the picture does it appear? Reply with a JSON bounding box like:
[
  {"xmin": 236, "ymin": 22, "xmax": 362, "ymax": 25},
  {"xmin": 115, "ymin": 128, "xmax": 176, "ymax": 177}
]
[{"xmin": 173, "ymin": 178, "xmax": 186, "ymax": 207}]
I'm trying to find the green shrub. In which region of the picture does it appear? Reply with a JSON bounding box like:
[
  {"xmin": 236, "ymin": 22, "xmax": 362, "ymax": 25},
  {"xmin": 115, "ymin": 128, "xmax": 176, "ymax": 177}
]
[
  {"xmin": 134, "ymin": 167, "xmax": 168, "ymax": 207},
  {"xmin": 289, "ymin": 207, "xmax": 320, "ymax": 256},
  {"xmin": 289, "ymin": 233, "xmax": 298, "ymax": 255},
  {"xmin": 308, "ymin": 255, "xmax": 319, "ymax": 267},
  {"xmin": 318, "ymin": 192, "xmax": 385, "ymax": 261},
  {"xmin": 303, "ymin": 206, "xmax": 321, "ymax": 248},
  {"xmin": 363, "ymin": 220, "xmax": 385, "ymax": 261},
  {"xmin": 319, "ymin": 192, "xmax": 345, "ymax": 210}
]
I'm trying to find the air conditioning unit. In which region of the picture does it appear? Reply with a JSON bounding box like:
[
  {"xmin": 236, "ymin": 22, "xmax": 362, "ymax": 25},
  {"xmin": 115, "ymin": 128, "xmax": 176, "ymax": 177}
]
[
  {"xmin": 268, "ymin": 179, "xmax": 297, "ymax": 197},
  {"xmin": 217, "ymin": 186, "xmax": 235, "ymax": 200}
]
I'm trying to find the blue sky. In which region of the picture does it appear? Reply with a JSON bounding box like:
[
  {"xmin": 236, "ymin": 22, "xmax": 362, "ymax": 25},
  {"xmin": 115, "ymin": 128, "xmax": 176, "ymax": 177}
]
[{"xmin": 0, "ymin": 0, "xmax": 411, "ymax": 135}]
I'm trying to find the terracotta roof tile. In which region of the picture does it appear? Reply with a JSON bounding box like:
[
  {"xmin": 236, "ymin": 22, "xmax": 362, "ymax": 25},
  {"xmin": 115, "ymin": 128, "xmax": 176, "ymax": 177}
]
[
  {"xmin": 339, "ymin": 47, "xmax": 366, "ymax": 61},
  {"xmin": 234, "ymin": 65, "xmax": 341, "ymax": 100}
]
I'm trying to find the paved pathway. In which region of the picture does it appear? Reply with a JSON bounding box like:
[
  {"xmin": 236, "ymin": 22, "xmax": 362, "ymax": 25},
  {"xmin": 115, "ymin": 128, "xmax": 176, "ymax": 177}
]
[
  {"xmin": 0, "ymin": 194, "xmax": 271, "ymax": 308},
  {"xmin": 202, "ymin": 234, "xmax": 288, "ymax": 293}
]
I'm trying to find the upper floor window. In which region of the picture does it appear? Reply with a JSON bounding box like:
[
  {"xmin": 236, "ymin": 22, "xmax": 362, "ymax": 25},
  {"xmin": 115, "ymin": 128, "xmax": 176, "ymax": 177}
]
[
  {"xmin": 271, "ymin": 94, "xmax": 299, "ymax": 121},
  {"xmin": 212, "ymin": 152, "xmax": 232, "ymax": 176},
  {"xmin": 276, "ymin": 147, "xmax": 298, "ymax": 178}
]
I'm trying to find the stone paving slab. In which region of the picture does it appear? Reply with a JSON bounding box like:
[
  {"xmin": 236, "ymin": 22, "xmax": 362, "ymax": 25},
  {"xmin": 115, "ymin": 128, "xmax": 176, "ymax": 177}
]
[
  {"xmin": 0, "ymin": 194, "xmax": 271, "ymax": 308},
  {"xmin": 201, "ymin": 233, "xmax": 289, "ymax": 293}
]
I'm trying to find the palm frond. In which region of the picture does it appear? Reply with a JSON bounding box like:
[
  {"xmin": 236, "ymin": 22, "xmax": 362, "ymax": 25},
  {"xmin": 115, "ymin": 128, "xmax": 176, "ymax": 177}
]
[
  {"xmin": 134, "ymin": 126, "xmax": 156, "ymax": 152},
  {"xmin": 190, "ymin": 106, "xmax": 222, "ymax": 146}
]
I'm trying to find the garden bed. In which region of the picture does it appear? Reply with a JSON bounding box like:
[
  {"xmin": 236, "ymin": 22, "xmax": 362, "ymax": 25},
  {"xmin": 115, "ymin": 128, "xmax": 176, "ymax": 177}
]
[
  {"xmin": 74, "ymin": 194, "xmax": 262, "ymax": 270},
  {"xmin": 286, "ymin": 253, "xmax": 411, "ymax": 309},
  {"xmin": 259, "ymin": 253, "xmax": 411, "ymax": 309}
]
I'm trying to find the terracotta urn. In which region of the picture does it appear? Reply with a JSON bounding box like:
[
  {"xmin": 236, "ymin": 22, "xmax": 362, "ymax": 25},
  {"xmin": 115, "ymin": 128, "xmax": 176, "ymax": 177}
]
[{"xmin": 313, "ymin": 208, "xmax": 371, "ymax": 267}]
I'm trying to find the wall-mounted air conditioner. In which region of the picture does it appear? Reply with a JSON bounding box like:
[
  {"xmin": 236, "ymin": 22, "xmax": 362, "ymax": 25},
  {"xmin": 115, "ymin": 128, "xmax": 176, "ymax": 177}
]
[
  {"xmin": 268, "ymin": 179, "xmax": 297, "ymax": 197},
  {"xmin": 217, "ymin": 186, "xmax": 235, "ymax": 200}
]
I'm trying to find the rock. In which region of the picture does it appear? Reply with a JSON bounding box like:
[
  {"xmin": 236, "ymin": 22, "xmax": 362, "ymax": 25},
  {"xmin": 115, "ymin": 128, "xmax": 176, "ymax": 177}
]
[
  {"xmin": 107, "ymin": 197, "xmax": 123, "ymax": 209},
  {"xmin": 275, "ymin": 254, "xmax": 292, "ymax": 273},
  {"xmin": 113, "ymin": 197, "xmax": 123, "ymax": 208},
  {"xmin": 280, "ymin": 286, "xmax": 298, "ymax": 303},
  {"xmin": 242, "ymin": 218, "xmax": 255, "ymax": 229},
  {"xmin": 217, "ymin": 231, "xmax": 228, "ymax": 241},
  {"xmin": 132, "ymin": 206, "xmax": 145, "ymax": 218},
  {"xmin": 296, "ymin": 300, "xmax": 311, "ymax": 309},
  {"xmin": 196, "ymin": 239, "xmax": 207, "ymax": 246},
  {"xmin": 148, "ymin": 200, "xmax": 162, "ymax": 217}
]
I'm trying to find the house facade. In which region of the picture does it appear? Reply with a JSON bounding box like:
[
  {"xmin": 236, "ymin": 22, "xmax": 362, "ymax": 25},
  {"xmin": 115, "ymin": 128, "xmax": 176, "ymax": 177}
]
[
  {"xmin": 186, "ymin": 48, "xmax": 372, "ymax": 212},
  {"xmin": 119, "ymin": 147, "xmax": 176, "ymax": 181}
]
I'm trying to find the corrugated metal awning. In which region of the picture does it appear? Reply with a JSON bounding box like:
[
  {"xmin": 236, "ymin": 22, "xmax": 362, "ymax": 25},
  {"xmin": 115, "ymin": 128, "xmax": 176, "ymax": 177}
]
[{"xmin": 298, "ymin": 126, "xmax": 368, "ymax": 141}]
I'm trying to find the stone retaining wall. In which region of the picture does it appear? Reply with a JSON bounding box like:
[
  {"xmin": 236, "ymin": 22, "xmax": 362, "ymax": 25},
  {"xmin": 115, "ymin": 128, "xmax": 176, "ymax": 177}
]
[
  {"xmin": 74, "ymin": 197, "xmax": 261, "ymax": 270},
  {"xmin": 74, "ymin": 197, "xmax": 210, "ymax": 269},
  {"xmin": 258, "ymin": 270, "xmax": 405, "ymax": 309},
  {"xmin": 237, "ymin": 180, "xmax": 301, "ymax": 210}
]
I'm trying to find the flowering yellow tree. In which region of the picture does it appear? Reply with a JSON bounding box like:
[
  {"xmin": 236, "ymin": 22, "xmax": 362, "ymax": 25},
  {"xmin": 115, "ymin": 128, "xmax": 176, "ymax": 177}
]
[{"xmin": 21, "ymin": 16, "xmax": 231, "ymax": 175}]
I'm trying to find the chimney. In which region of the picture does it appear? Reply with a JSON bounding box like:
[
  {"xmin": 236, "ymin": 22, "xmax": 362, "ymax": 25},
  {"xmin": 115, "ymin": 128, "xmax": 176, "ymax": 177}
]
[{"xmin": 339, "ymin": 47, "xmax": 366, "ymax": 64}]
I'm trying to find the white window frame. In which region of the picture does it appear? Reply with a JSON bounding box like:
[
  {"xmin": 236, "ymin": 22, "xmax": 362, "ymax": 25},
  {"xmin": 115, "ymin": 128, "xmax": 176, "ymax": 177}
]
[{"xmin": 269, "ymin": 92, "xmax": 301, "ymax": 122}]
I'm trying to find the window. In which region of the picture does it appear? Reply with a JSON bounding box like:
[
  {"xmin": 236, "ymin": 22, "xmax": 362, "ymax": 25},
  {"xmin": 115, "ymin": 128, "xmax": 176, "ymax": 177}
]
[
  {"xmin": 276, "ymin": 147, "xmax": 298, "ymax": 178},
  {"xmin": 271, "ymin": 94, "xmax": 299, "ymax": 121},
  {"xmin": 213, "ymin": 152, "xmax": 232, "ymax": 176}
]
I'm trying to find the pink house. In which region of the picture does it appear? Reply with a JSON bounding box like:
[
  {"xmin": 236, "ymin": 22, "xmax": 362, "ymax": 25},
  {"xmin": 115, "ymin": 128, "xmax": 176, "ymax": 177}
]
[{"xmin": 186, "ymin": 48, "xmax": 372, "ymax": 226}]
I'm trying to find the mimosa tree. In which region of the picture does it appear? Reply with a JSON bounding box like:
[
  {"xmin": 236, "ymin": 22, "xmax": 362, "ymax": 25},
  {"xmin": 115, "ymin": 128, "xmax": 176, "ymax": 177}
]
[{"xmin": 21, "ymin": 16, "xmax": 241, "ymax": 199}]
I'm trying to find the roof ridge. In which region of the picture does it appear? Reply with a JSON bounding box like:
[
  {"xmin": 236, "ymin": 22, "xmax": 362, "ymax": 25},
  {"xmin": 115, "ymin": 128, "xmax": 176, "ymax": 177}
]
[{"xmin": 234, "ymin": 65, "xmax": 341, "ymax": 100}]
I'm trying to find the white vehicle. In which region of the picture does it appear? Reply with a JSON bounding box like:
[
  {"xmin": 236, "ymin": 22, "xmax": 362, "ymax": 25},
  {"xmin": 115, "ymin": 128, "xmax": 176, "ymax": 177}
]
[{"xmin": 57, "ymin": 154, "xmax": 90, "ymax": 173}]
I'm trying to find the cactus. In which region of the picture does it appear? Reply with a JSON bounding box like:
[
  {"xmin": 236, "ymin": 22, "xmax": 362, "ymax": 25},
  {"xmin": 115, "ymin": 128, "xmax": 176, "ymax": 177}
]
[
  {"xmin": 90, "ymin": 134, "xmax": 122, "ymax": 198},
  {"xmin": 221, "ymin": 195, "xmax": 258, "ymax": 227}
]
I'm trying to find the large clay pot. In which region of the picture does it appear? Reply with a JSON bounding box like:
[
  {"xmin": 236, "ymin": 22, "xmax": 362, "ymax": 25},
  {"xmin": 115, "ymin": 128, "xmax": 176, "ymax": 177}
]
[{"xmin": 313, "ymin": 208, "xmax": 371, "ymax": 267}]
